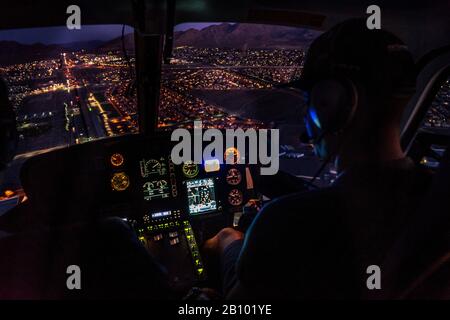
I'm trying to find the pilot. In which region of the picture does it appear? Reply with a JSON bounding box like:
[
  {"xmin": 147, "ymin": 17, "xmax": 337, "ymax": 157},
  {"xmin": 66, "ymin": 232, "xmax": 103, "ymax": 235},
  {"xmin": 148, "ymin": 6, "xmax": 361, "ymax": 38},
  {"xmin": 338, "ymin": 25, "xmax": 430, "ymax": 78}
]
[{"xmin": 204, "ymin": 19, "xmax": 432, "ymax": 299}]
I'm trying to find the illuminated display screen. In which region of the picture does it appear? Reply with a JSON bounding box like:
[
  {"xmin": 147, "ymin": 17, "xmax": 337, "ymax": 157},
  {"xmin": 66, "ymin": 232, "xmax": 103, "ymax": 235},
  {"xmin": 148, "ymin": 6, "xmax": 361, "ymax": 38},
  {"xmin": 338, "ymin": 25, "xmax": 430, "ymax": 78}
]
[
  {"xmin": 186, "ymin": 178, "xmax": 217, "ymax": 215},
  {"xmin": 140, "ymin": 157, "xmax": 175, "ymax": 201},
  {"xmin": 143, "ymin": 179, "xmax": 170, "ymax": 200},
  {"xmin": 151, "ymin": 211, "xmax": 172, "ymax": 219}
]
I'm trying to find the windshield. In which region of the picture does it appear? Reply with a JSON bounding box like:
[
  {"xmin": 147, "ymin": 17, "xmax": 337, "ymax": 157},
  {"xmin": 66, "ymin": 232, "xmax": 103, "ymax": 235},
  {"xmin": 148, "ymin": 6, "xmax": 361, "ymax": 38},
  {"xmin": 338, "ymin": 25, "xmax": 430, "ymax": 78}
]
[
  {"xmin": 0, "ymin": 22, "xmax": 332, "ymax": 204},
  {"xmin": 159, "ymin": 22, "xmax": 321, "ymax": 130},
  {"xmin": 0, "ymin": 25, "xmax": 136, "ymax": 200},
  {"xmin": 159, "ymin": 23, "xmax": 332, "ymax": 182}
]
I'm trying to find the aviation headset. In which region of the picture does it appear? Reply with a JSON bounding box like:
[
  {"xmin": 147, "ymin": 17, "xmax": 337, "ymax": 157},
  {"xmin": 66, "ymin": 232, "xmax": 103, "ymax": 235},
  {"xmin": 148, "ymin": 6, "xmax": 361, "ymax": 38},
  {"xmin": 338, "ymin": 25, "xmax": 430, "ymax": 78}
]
[
  {"xmin": 303, "ymin": 73, "xmax": 359, "ymax": 147},
  {"xmin": 302, "ymin": 70, "xmax": 361, "ymax": 187},
  {"xmin": 302, "ymin": 63, "xmax": 414, "ymax": 186},
  {"xmin": 300, "ymin": 21, "xmax": 364, "ymax": 148}
]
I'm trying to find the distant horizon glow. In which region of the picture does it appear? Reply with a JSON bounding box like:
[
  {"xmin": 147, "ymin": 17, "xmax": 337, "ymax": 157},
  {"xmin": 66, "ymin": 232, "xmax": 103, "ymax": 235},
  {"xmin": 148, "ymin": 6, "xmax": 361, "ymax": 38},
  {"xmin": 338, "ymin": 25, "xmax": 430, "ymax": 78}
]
[
  {"xmin": 0, "ymin": 25, "xmax": 134, "ymax": 45},
  {"xmin": 0, "ymin": 23, "xmax": 222, "ymax": 45},
  {"xmin": 174, "ymin": 22, "xmax": 233, "ymax": 32}
]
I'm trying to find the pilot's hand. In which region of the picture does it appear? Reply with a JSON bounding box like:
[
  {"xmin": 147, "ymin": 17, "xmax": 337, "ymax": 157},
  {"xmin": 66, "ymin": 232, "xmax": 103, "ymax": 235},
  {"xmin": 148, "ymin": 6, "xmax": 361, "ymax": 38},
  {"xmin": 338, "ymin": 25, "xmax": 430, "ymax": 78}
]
[{"xmin": 203, "ymin": 228, "xmax": 244, "ymax": 255}]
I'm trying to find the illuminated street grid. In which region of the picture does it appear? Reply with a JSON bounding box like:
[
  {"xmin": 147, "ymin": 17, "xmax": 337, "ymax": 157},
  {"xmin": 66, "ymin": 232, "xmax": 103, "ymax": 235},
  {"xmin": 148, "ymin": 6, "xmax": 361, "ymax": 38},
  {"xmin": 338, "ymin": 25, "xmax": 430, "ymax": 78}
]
[
  {"xmin": 423, "ymin": 77, "xmax": 450, "ymax": 130},
  {"xmin": 1, "ymin": 51, "xmax": 138, "ymax": 146},
  {"xmin": 159, "ymin": 47, "xmax": 306, "ymax": 129}
]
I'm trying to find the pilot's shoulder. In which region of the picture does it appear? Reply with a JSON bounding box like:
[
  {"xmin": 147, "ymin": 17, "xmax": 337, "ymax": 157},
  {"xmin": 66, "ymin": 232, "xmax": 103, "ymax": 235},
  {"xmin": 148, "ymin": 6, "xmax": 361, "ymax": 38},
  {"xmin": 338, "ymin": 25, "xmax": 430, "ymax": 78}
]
[
  {"xmin": 260, "ymin": 187, "xmax": 341, "ymax": 218},
  {"xmin": 249, "ymin": 187, "xmax": 342, "ymax": 234},
  {"xmin": 238, "ymin": 187, "xmax": 346, "ymax": 285}
]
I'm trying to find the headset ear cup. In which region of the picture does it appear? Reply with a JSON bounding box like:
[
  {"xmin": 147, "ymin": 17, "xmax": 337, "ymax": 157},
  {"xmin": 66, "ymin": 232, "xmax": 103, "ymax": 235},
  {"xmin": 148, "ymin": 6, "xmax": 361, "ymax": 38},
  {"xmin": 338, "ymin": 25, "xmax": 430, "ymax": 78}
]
[{"xmin": 309, "ymin": 78, "xmax": 358, "ymax": 134}]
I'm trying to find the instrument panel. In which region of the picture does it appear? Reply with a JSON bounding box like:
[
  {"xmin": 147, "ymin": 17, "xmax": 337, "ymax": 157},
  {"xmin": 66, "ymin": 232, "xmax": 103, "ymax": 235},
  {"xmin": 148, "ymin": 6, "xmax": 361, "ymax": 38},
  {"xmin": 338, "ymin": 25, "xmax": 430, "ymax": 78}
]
[
  {"xmin": 21, "ymin": 133, "xmax": 254, "ymax": 293},
  {"xmin": 106, "ymin": 141, "xmax": 249, "ymax": 225},
  {"xmin": 100, "ymin": 134, "xmax": 251, "ymax": 291}
]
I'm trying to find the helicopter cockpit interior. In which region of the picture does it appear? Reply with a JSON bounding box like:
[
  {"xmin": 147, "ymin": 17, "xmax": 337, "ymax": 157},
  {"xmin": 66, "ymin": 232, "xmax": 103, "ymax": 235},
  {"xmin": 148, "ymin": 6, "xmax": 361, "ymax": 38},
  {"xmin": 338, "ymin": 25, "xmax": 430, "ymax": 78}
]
[{"xmin": 0, "ymin": 0, "xmax": 449, "ymax": 301}]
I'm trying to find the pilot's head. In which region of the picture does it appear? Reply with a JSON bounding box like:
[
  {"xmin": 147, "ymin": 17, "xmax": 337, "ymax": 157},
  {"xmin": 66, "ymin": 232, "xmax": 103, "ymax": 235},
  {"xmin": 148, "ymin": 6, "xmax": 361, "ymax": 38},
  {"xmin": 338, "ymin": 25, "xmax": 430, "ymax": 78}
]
[
  {"xmin": 0, "ymin": 77, "xmax": 18, "ymax": 171},
  {"xmin": 298, "ymin": 19, "xmax": 416, "ymax": 166}
]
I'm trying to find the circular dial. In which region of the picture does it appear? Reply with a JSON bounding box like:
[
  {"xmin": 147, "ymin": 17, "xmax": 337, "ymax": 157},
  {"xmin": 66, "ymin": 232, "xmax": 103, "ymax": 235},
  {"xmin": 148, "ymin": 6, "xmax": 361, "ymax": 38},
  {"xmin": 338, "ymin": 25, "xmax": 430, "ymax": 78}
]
[
  {"xmin": 110, "ymin": 153, "xmax": 124, "ymax": 167},
  {"xmin": 141, "ymin": 159, "xmax": 166, "ymax": 177},
  {"xmin": 111, "ymin": 172, "xmax": 130, "ymax": 191},
  {"xmin": 182, "ymin": 161, "xmax": 199, "ymax": 178},
  {"xmin": 226, "ymin": 168, "xmax": 242, "ymax": 185},
  {"xmin": 224, "ymin": 147, "xmax": 241, "ymax": 164},
  {"xmin": 152, "ymin": 180, "xmax": 168, "ymax": 189},
  {"xmin": 147, "ymin": 159, "xmax": 162, "ymax": 174},
  {"xmin": 228, "ymin": 189, "xmax": 243, "ymax": 206}
]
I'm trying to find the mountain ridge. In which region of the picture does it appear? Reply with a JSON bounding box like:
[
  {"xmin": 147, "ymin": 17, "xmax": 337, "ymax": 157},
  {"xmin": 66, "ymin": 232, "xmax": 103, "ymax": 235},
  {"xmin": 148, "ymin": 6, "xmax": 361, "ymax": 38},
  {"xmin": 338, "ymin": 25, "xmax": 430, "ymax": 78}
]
[
  {"xmin": 0, "ymin": 41, "xmax": 63, "ymax": 66},
  {"xmin": 92, "ymin": 23, "xmax": 321, "ymax": 52},
  {"xmin": 173, "ymin": 23, "xmax": 320, "ymax": 49},
  {"xmin": 0, "ymin": 23, "xmax": 320, "ymax": 66}
]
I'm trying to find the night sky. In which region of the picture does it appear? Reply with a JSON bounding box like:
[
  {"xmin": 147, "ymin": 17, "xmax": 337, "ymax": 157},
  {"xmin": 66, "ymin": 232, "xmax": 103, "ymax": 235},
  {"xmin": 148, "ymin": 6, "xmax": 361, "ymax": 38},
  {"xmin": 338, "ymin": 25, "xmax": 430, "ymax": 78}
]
[
  {"xmin": 0, "ymin": 25, "xmax": 134, "ymax": 45},
  {"xmin": 0, "ymin": 23, "xmax": 222, "ymax": 45}
]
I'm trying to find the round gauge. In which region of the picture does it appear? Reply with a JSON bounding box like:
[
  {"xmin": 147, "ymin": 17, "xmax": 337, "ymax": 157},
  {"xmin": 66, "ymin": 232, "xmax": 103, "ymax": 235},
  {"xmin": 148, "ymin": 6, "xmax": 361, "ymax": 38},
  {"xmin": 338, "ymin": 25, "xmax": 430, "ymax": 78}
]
[
  {"xmin": 110, "ymin": 153, "xmax": 124, "ymax": 167},
  {"xmin": 224, "ymin": 147, "xmax": 241, "ymax": 164},
  {"xmin": 228, "ymin": 189, "xmax": 243, "ymax": 206},
  {"xmin": 182, "ymin": 161, "xmax": 199, "ymax": 178},
  {"xmin": 111, "ymin": 172, "xmax": 130, "ymax": 191},
  {"xmin": 156, "ymin": 180, "xmax": 168, "ymax": 188},
  {"xmin": 141, "ymin": 159, "xmax": 164, "ymax": 177},
  {"xmin": 226, "ymin": 168, "xmax": 242, "ymax": 185},
  {"xmin": 147, "ymin": 159, "xmax": 162, "ymax": 174}
]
